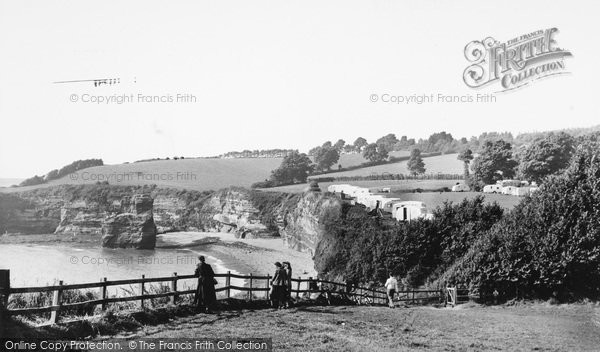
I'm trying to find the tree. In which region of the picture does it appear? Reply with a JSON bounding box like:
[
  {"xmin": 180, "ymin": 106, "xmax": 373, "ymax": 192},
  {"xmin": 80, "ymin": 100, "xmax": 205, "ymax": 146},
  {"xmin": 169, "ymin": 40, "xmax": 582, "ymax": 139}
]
[
  {"xmin": 353, "ymin": 137, "xmax": 368, "ymax": 152},
  {"xmin": 407, "ymin": 148, "xmax": 426, "ymax": 175},
  {"xmin": 45, "ymin": 169, "xmax": 59, "ymax": 181},
  {"xmin": 19, "ymin": 175, "xmax": 45, "ymax": 187},
  {"xmin": 376, "ymin": 133, "xmax": 399, "ymax": 152},
  {"xmin": 322, "ymin": 141, "xmax": 333, "ymax": 148},
  {"xmin": 517, "ymin": 132, "xmax": 575, "ymax": 183},
  {"xmin": 457, "ymin": 149, "xmax": 474, "ymax": 179},
  {"xmin": 314, "ymin": 147, "xmax": 340, "ymax": 171},
  {"xmin": 471, "ymin": 140, "xmax": 517, "ymax": 186},
  {"xmin": 269, "ymin": 151, "xmax": 314, "ymax": 184},
  {"xmin": 444, "ymin": 136, "xmax": 600, "ymax": 300},
  {"xmin": 362, "ymin": 143, "xmax": 389, "ymax": 162},
  {"xmin": 333, "ymin": 139, "xmax": 346, "ymax": 151}
]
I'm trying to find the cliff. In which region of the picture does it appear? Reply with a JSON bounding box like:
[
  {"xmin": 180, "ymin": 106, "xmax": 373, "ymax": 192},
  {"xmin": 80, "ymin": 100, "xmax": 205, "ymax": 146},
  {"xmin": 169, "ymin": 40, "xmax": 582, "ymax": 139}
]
[
  {"xmin": 0, "ymin": 184, "xmax": 342, "ymax": 255},
  {"xmin": 101, "ymin": 194, "xmax": 157, "ymax": 249}
]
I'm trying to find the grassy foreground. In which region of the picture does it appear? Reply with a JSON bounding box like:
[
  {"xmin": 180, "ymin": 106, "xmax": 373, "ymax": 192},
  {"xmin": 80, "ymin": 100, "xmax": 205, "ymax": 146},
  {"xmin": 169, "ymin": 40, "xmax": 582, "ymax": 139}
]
[{"xmin": 103, "ymin": 302, "xmax": 600, "ymax": 351}]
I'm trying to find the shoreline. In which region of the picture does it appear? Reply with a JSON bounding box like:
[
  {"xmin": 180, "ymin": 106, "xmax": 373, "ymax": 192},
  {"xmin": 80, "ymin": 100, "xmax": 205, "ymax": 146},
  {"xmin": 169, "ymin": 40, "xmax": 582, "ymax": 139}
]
[
  {"xmin": 0, "ymin": 232, "xmax": 317, "ymax": 287},
  {"xmin": 158, "ymin": 232, "xmax": 317, "ymax": 278}
]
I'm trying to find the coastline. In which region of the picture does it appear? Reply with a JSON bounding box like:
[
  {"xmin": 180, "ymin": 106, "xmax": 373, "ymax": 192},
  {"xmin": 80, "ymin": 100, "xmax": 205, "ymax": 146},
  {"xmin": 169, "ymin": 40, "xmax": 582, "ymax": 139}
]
[
  {"xmin": 0, "ymin": 232, "xmax": 317, "ymax": 287},
  {"xmin": 158, "ymin": 232, "xmax": 317, "ymax": 278}
]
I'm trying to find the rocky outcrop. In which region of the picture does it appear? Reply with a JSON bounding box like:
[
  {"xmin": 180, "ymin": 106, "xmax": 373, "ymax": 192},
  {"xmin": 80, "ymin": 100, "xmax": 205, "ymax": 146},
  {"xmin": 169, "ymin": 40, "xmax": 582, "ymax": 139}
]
[
  {"xmin": 0, "ymin": 193, "xmax": 62, "ymax": 234},
  {"xmin": 101, "ymin": 194, "xmax": 157, "ymax": 249},
  {"xmin": 54, "ymin": 200, "xmax": 106, "ymax": 236},
  {"xmin": 2, "ymin": 184, "xmax": 342, "ymax": 255},
  {"xmin": 153, "ymin": 196, "xmax": 188, "ymax": 233},
  {"xmin": 202, "ymin": 189, "xmax": 272, "ymax": 238},
  {"xmin": 279, "ymin": 192, "xmax": 341, "ymax": 255}
]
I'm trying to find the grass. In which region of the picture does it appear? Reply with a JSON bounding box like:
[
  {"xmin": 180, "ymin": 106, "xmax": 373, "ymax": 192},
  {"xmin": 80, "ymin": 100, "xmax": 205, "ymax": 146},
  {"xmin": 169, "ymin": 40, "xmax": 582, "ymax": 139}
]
[
  {"xmin": 332, "ymin": 150, "xmax": 410, "ymax": 170},
  {"xmin": 0, "ymin": 158, "xmax": 284, "ymax": 193},
  {"xmin": 264, "ymin": 180, "xmax": 523, "ymax": 210},
  {"xmin": 393, "ymin": 191, "xmax": 522, "ymax": 210},
  {"xmin": 320, "ymin": 153, "xmax": 464, "ymax": 178},
  {"xmin": 263, "ymin": 179, "xmax": 461, "ymax": 194},
  {"xmin": 5, "ymin": 293, "xmax": 599, "ymax": 351},
  {"xmin": 0, "ymin": 152, "xmax": 413, "ymax": 194},
  {"xmin": 101, "ymin": 302, "xmax": 600, "ymax": 351}
]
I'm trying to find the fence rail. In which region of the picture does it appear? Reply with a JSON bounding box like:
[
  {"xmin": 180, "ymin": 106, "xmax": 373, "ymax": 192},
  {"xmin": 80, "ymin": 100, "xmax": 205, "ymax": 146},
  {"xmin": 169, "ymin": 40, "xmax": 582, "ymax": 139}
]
[{"xmin": 0, "ymin": 269, "xmax": 465, "ymax": 326}]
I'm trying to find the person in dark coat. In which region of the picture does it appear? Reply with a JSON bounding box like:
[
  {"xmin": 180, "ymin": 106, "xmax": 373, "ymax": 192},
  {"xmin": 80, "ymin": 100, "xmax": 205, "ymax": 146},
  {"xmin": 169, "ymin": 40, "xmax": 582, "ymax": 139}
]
[
  {"xmin": 270, "ymin": 262, "xmax": 287, "ymax": 309},
  {"xmin": 282, "ymin": 261, "xmax": 293, "ymax": 308},
  {"xmin": 194, "ymin": 255, "xmax": 217, "ymax": 313}
]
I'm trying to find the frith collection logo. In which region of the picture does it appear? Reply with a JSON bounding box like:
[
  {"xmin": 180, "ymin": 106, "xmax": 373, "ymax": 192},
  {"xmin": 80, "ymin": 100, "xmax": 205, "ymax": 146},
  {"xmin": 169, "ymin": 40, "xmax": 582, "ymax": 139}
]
[{"xmin": 463, "ymin": 28, "xmax": 572, "ymax": 92}]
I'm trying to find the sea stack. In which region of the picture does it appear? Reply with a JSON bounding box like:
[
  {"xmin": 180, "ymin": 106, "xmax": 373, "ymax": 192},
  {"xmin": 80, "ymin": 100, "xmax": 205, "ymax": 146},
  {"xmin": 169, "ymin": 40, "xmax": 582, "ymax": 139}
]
[{"xmin": 101, "ymin": 194, "xmax": 157, "ymax": 249}]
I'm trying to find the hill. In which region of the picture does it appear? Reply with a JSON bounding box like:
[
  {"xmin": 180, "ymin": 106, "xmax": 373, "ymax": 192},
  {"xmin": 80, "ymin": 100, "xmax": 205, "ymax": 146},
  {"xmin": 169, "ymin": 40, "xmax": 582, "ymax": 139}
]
[
  {"xmin": 314, "ymin": 153, "xmax": 463, "ymax": 178},
  {"xmin": 0, "ymin": 158, "xmax": 282, "ymax": 193},
  {"xmin": 0, "ymin": 151, "xmax": 411, "ymax": 194}
]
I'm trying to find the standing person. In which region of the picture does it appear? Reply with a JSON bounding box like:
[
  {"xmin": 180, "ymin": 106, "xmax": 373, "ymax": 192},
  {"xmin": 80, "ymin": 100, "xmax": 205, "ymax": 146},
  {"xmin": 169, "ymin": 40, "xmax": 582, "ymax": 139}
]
[
  {"xmin": 384, "ymin": 274, "xmax": 398, "ymax": 308},
  {"xmin": 282, "ymin": 262, "xmax": 293, "ymax": 308},
  {"xmin": 194, "ymin": 255, "xmax": 217, "ymax": 313},
  {"xmin": 270, "ymin": 262, "xmax": 287, "ymax": 309}
]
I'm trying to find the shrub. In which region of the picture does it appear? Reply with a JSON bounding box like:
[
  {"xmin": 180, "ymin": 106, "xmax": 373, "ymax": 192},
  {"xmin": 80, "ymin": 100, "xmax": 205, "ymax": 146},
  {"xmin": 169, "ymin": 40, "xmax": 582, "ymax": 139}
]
[{"xmin": 442, "ymin": 138, "xmax": 600, "ymax": 300}]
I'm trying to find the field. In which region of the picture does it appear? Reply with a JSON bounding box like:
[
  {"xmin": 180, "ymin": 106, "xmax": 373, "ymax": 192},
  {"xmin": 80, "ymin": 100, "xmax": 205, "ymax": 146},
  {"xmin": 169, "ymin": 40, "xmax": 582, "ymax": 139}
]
[
  {"xmin": 102, "ymin": 303, "xmax": 600, "ymax": 351},
  {"xmin": 0, "ymin": 158, "xmax": 284, "ymax": 193},
  {"xmin": 265, "ymin": 179, "xmax": 460, "ymax": 193},
  {"xmin": 334, "ymin": 150, "xmax": 410, "ymax": 169},
  {"xmin": 318, "ymin": 153, "xmax": 464, "ymax": 178},
  {"xmin": 0, "ymin": 151, "xmax": 410, "ymax": 193},
  {"xmin": 394, "ymin": 191, "xmax": 522, "ymax": 210}
]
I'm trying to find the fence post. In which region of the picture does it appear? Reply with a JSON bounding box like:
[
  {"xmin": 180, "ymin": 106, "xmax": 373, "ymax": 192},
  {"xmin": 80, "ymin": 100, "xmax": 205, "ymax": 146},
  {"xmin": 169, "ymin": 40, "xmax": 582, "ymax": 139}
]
[
  {"xmin": 0, "ymin": 269, "xmax": 9, "ymax": 308},
  {"xmin": 249, "ymin": 274, "xmax": 253, "ymax": 301},
  {"xmin": 266, "ymin": 274, "xmax": 271, "ymax": 301},
  {"xmin": 225, "ymin": 271, "xmax": 231, "ymax": 299},
  {"xmin": 371, "ymin": 288, "xmax": 375, "ymax": 304},
  {"xmin": 171, "ymin": 272, "xmax": 178, "ymax": 305},
  {"xmin": 452, "ymin": 287, "xmax": 457, "ymax": 306},
  {"xmin": 265, "ymin": 275, "xmax": 269, "ymax": 300},
  {"xmin": 296, "ymin": 276, "xmax": 300, "ymax": 299},
  {"xmin": 50, "ymin": 280, "xmax": 63, "ymax": 324},
  {"xmin": 101, "ymin": 277, "xmax": 108, "ymax": 311},
  {"xmin": 140, "ymin": 275, "xmax": 145, "ymax": 310}
]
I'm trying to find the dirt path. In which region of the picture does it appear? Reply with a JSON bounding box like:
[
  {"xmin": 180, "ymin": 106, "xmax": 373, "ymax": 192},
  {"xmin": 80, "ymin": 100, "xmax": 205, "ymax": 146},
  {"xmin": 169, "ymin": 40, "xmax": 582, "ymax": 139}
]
[{"xmin": 103, "ymin": 303, "xmax": 600, "ymax": 351}]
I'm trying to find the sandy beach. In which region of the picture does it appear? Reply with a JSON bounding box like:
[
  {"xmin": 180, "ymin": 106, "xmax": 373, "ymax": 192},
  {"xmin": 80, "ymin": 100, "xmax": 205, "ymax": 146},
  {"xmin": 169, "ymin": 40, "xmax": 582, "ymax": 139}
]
[{"xmin": 157, "ymin": 232, "xmax": 317, "ymax": 279}]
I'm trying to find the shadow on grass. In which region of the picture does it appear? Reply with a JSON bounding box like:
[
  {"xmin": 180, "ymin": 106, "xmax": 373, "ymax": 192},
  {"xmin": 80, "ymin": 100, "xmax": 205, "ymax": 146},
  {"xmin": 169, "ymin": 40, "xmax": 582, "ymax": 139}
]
[{"xmin": 1, "ymin": 297, "xmax": 351, "ymax": 340}]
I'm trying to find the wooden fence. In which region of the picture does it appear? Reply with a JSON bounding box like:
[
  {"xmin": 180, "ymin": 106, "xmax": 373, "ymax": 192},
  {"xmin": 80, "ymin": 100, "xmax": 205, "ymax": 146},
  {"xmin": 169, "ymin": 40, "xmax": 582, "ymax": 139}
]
[{"xmin": 0, "ymin": 269, "xmax": 462, "ymax": 326}]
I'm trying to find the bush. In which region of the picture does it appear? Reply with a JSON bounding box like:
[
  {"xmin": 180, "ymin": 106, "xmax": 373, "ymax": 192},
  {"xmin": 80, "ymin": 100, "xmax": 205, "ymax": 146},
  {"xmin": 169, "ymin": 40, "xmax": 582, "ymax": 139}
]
[
  {"xmin": 314, "ymin": 196, "xmax": 504, "ymax": 287},
  {"xmin": 442, "ymin": 138, "xmax": 600, "ymax": 300}
]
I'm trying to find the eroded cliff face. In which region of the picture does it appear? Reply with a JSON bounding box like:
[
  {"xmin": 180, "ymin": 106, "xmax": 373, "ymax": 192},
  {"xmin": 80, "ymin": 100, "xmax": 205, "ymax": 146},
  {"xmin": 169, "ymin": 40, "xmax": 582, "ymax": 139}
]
[
  {"xmin": 101, "ymin": 194, "xmax": 157, "ymax": 249},
  {"xmin": 1, "ymin": 185, "xmax": 342, "ymax": 255},
  {"xmin": 279, "ymin": 192, "xmax": 342, "ymax": 255},
  {"xmin": 202, "ymin": 189, "xmax": 274, "ymax": 238}
]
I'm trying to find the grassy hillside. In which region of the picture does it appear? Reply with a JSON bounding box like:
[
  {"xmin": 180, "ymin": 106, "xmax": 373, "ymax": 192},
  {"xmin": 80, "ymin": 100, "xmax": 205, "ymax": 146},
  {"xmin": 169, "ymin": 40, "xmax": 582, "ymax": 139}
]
[
  {"xmin": 102, "ymin": 304, "xmax": 599, "ymax": 352},
  {"xmin": 0, "ymin": 158, "xmax": 284, "ymax": 193},
  {"xmin": 318, "ymin": 153, "xmax": 463, "ymax": 178},
  {"xmin": 0, "ymin": 151, "xmax": 411, "ymax": 194},
  {"xmin": 332, "ymin": 150, "xmax": 409, "ymax": 169}
]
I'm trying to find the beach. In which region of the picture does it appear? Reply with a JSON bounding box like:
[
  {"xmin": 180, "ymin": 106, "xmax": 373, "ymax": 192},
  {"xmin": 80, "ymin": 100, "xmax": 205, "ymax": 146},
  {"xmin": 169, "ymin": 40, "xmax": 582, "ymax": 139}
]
[{"xmin": 158, "ymin": 232, "xmax": 317, "ymax": 278}]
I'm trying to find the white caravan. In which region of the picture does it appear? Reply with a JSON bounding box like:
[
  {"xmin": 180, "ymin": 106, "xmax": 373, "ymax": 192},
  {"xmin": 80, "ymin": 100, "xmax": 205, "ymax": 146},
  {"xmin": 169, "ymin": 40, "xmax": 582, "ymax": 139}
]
[
  {"xmin": 502, "ymin": 185, "xmax": 518, "ymax": 195},
  {"xmin": 358, "ymin": 194, "xmax": 388, "ymax": 211},
  {"xmin": 451, "ymin": 183, "xmax": 470, "ymax": 192},
  {"xmin": 380, "ymin": 198, "xmax": 403, "ymax": 213},
  {"xmin": 392, "ymin": 201, "xmax": 432, "ymax": 222},
  {"xmin": 483, "ymin": 184, "xmax": 503, "ymax": 193}
]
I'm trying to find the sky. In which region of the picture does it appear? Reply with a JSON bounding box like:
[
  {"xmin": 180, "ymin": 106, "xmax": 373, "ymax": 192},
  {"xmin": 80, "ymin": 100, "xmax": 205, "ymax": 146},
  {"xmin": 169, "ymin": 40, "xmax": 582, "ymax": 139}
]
[{"xmin": 1, "ymin": 0, "xmax": 599, "ymax": 178}]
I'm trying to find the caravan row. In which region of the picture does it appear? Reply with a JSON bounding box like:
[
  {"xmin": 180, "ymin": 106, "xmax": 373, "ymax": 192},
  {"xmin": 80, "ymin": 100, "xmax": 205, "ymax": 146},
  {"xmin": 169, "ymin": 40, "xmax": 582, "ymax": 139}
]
[
  {"xmin": 327, "ymin": 184, "xmax": 433, "ymax": 221},
  {"xmin": 482, "ymin": 180, "xmax": 538, "ymax": 196}
]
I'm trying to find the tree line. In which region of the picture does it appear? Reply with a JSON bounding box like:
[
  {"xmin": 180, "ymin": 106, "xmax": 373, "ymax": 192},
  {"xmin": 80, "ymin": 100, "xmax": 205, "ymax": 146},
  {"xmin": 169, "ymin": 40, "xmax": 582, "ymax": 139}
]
[
  {"xmin": 315, "ymin": 132, "xmax": 600, "ymax": 301},
  {"xmin": 17, "ymin": 159, "xmax": 104, "ymax": 187},
  {"xmin": 458, "ymin": 131, "xmax": 580, "ymax": 189}
]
